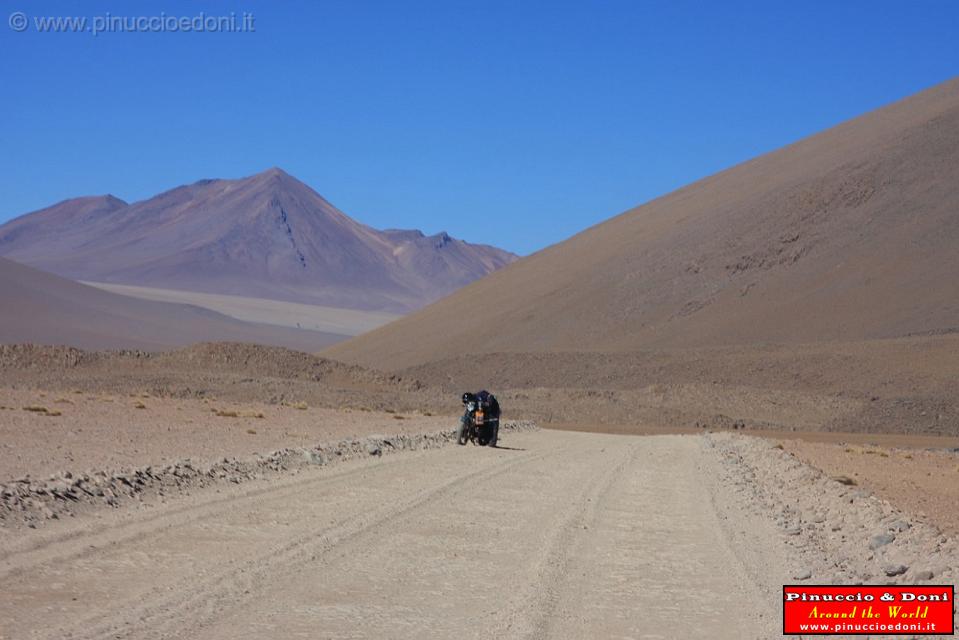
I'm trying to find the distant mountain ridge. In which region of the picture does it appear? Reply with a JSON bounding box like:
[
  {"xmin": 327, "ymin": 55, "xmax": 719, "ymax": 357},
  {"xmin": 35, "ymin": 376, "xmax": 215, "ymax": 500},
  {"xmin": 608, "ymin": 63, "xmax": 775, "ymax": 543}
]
[{"xmin": 0, "ymin": 168, "xmax": 517, "ymax": 312}]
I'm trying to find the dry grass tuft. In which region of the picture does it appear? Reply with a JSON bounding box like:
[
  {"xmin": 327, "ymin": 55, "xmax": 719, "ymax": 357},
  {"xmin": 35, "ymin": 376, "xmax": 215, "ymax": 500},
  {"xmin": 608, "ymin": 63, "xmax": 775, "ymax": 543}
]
[
  {"xmin": 832, "ymin": 475, "xmax": 858, "ymax": 486},
  {"xmin": 22, "ymin": 406, "xmax": 61, "ymax": 416},
  {"xmin": 393, "ymin": 414, "xmax": 405, "ymax": 420},
  {"xmin": 214, "ymin": 408, "xmax": 265, "ymax": 419},
  {"xmin": 292, "ymin": 401, "xmax": 308, "ymax": 411},
  {"xmin": 246, "ymin": 428, "xmax": 257, "ymax": 435},
  {"xmin": 133, "ymin": 401, "xmax": 147, "ymax": 410}
]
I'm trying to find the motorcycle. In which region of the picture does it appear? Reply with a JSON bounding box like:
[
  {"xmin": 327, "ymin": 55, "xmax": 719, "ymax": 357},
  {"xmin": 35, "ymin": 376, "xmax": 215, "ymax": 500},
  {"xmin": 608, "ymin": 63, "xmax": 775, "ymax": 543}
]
[{"xmin": 456, "ymin": 397, "xmax": 498, "ymax": 447}]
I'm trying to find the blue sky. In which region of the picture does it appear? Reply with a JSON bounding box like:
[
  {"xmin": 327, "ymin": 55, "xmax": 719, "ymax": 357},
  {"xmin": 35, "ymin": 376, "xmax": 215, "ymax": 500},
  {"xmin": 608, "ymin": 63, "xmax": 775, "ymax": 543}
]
[{"xmin": 1, "ymin": 1, "xmax": 957, "ymax": 255}]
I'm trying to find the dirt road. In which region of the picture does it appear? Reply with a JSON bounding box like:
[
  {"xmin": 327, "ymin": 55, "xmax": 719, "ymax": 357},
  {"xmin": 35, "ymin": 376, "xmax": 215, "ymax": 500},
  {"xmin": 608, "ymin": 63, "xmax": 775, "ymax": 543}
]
[{"xmin": 0, "ymin": 431, "xmax": 799, "ymax": 639}]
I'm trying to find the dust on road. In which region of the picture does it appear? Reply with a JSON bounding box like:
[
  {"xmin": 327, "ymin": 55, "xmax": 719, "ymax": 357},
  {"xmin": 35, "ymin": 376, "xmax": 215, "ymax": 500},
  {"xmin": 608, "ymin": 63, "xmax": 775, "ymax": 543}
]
[{"xmin": 0, "ymin": 431, "xmax": 858, "ymax": 639}]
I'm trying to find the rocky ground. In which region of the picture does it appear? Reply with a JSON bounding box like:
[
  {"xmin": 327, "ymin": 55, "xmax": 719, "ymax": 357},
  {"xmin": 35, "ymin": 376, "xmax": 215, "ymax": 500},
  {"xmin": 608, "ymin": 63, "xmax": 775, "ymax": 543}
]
[
  {"xmin": 707, "ymin": 433, "xmax": 957, "ymax": 587},
  {"xmin": 0, "ymin": 387, "xmax": 455, "ymax": 480},
  {"xmin": 2, "ymin": 341, "xmax": 957, "ymax": 638},
  {"xmin": 0, "ymin": 428, "xmax": 954, "ymax": 639},
  {"xmin": 779, "ymin": 437, "xmax": 959, "ymax": 538},
  {"xmin": 398, "ymin": 335, "xmax": 959, "ymax": 437},
  {"xmin": 0, "ymin": 342, "xmax": 453, "ymax": 415},
  {"xmin": 0, "ymin": 411, "xmax": 536, "ymax": 528}
]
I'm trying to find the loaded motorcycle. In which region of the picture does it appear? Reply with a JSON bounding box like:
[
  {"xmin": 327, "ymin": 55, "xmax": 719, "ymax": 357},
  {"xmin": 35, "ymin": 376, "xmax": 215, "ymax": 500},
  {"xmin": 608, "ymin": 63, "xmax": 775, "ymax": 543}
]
[{"xmin": 456, "ymin": 392, "xmax": 499, "ymax": 447}]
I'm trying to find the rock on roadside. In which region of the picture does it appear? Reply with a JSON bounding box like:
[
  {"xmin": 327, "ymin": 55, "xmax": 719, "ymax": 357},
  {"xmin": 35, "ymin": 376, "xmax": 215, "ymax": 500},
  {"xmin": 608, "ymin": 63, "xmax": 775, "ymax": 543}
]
[
  {"xmin": 703, "ymin": 432, "xmax": 958, "ymax": 588},
  {"xmin": 0, "ymin": 420, "xmax": 538, "ymax": 528}
]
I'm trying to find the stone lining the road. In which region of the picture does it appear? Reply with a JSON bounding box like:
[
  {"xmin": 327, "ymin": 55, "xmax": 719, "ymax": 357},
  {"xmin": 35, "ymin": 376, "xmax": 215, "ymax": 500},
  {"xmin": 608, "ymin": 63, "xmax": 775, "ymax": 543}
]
[
  {"xmin": 0, "ymin": 420, "xmax": 538, "ymax": 527},
  {"xmin": 705, "ymin": 432, "xmax": 957, "ymax": 587}
]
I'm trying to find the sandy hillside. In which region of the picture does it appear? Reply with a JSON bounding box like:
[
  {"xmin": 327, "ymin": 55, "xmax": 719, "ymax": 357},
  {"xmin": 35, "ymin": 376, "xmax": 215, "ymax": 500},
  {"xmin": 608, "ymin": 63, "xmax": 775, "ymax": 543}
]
[
  {"xmin": 393, "ymin": 334, "xmax": 959, "ymax": 435},
  {"xmin": 327, "ymin": 77, "xmax": 959, "ymax": 369},
  {"xmin": 0, "ymin": 258, "xmax": 345, "ymax": 351},
  {"xmin": 82, "ymin": 282, "xmax": 401, "ymax": 336}
]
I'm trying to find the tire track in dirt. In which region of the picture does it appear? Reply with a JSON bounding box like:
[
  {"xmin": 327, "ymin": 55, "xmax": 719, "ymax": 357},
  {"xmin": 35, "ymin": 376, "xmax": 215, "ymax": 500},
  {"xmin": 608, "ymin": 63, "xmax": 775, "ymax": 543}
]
[
  {"xmin": 540, "ymin": 436, "xmax": 778, "ymax": 639},
  {"xmin": 0, "ymin": 451, "xmax": 428, "ymax": 578},
  {"xmin": 22, "ymin": 445, "xmax": 555, "ymax": 640},
  {"xmin": 1, "ymin": 431, "xmax": 802, "ymax": 640},
  {"xmin": 490, "ymin": 440, "xmax": 640, "ymax": 639}
]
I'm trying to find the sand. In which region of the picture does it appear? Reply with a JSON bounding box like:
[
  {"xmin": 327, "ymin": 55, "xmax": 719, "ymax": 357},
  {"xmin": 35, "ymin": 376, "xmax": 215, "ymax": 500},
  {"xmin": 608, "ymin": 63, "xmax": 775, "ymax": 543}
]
[
  {"xmin": 0, "ymin": 388, "xmax": 453, "ymax": 480},
  {"xmin": 1, "ymin": 430, "xmax": 954, "ymax": 639},
  {"xmin": 83, "ymin": 282, "xmax": 401, "ymax": 336}
]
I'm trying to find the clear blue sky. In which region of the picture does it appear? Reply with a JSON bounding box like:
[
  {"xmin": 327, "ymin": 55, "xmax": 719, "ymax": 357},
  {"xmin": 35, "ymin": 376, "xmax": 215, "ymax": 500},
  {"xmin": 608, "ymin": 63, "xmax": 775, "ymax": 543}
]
[{"xmin": 1, "ymin": 1, "xmax": 957, "ymax": 255}]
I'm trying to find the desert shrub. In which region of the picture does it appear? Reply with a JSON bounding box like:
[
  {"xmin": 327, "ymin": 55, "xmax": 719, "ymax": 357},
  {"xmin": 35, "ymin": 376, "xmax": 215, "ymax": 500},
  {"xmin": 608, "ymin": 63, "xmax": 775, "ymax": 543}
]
[{"xmin": 22, "ymin": 406, "xmax": 61, "ymax": 416}]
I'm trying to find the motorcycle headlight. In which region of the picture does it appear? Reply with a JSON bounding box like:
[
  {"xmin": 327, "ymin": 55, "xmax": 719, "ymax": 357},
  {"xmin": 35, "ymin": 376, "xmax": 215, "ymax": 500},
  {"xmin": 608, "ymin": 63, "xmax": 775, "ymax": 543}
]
[{"xmin": 468, "ymin": 402, "xmax": 475, "ymax": 411}]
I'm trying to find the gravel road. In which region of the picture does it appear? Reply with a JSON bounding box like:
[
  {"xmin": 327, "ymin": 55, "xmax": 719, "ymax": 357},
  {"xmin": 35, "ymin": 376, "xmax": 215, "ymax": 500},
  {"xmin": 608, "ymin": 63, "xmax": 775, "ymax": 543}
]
[{"xmin": 0, "ymin": 430, "xmax": 902, "ymax": 639}]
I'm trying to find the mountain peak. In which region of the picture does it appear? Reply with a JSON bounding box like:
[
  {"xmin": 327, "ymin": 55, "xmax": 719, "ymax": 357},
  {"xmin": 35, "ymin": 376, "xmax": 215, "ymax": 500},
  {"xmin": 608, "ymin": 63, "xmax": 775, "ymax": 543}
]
[
  {"xmin": 102, "ymin": 194, "xmax": 128, "ymax": 207},
  {"xmin": 431, "ymin": 231, "xmax": 453, "ymax": 248},
  {"xmin": 0, "ymin": 169, "xmax": 518, "ymax": 313},
  {"xmin": 257, "ymin": 166, "xmax": 293, "ymax": 180},
  {"xmin": 242, "ymin": 167, "xmax": 311, "ymax": 196}
]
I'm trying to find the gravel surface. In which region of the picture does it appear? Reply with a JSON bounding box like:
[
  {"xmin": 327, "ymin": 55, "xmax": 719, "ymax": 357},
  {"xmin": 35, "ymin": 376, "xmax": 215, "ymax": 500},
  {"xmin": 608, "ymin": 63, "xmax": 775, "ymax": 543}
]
[
  {"xmin": 0, "ymin": 388, "xmax": 455, "ymax": 479},
  {"xmin": 706, "ymin": 433, "xmax": 958, "ymax": 590},
  {"xmin": 779, "ymin": 437, "xmax": 959, "ymax": 537},
  {"xmin": 1, "ymin": 429, "xmax": 955, "ymax": 639},
  {"xmin": 0, "ymin": 418, "xmax": 536, "ymax": 527}
]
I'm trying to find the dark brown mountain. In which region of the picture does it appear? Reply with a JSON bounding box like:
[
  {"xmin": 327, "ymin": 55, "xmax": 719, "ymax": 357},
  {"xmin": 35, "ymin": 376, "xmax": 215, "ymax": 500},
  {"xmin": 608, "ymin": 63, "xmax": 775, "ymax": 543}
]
[
  {"xmin": 327, "ymin": 77, "xmax": 959, "ymax": 371},
  {"xmin": 0, "ymin": 257, "xmax": 344, "ymax": 351},
  {"xmin": 0, "ymin": 168, "xmax": 517, "ymax": 313}
]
